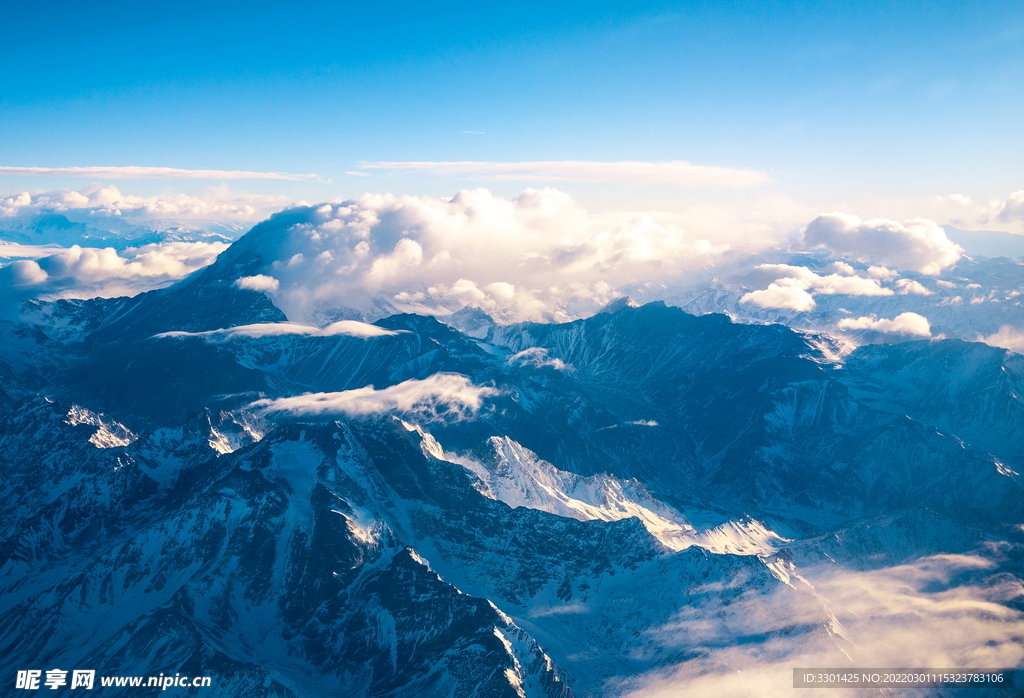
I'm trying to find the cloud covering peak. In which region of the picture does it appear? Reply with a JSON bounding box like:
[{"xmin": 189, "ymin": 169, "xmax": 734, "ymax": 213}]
[{"xmin": 230, "ymin": 188, "xmax": 735, "ymax": 323}]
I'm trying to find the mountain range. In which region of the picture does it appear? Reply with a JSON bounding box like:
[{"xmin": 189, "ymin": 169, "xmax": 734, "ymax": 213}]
[{"xmin": 1, "ymin": 212, "xmax": 1022, "ymax": 696}]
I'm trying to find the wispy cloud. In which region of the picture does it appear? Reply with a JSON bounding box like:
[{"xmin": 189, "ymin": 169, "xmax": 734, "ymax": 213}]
[
  {"xmin": 625, "ymin": 553, "xmax": 1024, "ymax": 698},
  {"xmin": 249, "ymin": 373, "xmax": 499, "ymax": 422},
  {"xmin": 360, "ymin": 160, "xmax": 768, "ymax": 188},
  {"xmin": 154, "ymin": 321, "xmax": 402, "ymax": 342},
  {"xmin": 0, "ymin": 165, "xmax": 323, "ymax": 181}
]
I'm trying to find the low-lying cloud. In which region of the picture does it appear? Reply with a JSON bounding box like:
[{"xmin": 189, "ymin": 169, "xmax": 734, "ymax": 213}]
[
  {"xmin": 0, "ymin": 183, "xmax": 293, "ymax": 221},
  {"xmin": 0, "ymin": 184, "xmax": 298, "ymax": 302},
  {"xmin": 836, "ymin": 312, "xmax": 932, "ymax": 337},
  {"xmin": 507, "ymin": 347, "xmax": 571, "ymax": 371},
  {"xmin": 804, "ymin": 213, "xmax": 963, "ymax": 275},
  {"xmin": 997, "ymin": 190, "xmax": 1024, "ymax": 223},
  {"xmin": 739, "ymin": 263, "xmax": 894, "ymax": 312},
  {"xmin": 977, "ymin": 326, "xmax": 1024, "ymax": 353},
  {"xmin": 360, "ymin": 160, "xmax": 768, "ymax": 188},
  {"xmin": 0, "ymin": 241, "xmax": 228, "ymax": 300},
  {"xmin": 234, "ymin": 275, "xmax": 280, "ymax": 292},
  {"xmin": 625, "ymin": 553, "xmax": 1024, "ymax": 698},
  {"xmin": 155, "ymin": 320, "xmax": 401, "ymax": 342},
  {"xmin": 741, "ymin": 281, "xmax": 817, "ymax": 312},
  {"xmin": 249, "ymin": 373, "xmax": 499, "ymax": 421}
]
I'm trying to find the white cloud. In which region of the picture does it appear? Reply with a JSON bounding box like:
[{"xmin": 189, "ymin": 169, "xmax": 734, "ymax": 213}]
[
  {"xmin": 997, "ymin": 190, "xmax": 1024, "ymax": 222},
  {"xmin": 360, "ymin": 161, "xmax": 768, "ymax": 188},
  {"xmin": 0, "ymin": 165, "xmax": 322, "ymax": 181},
  {"xmin": 507, "ymin": 347, "xmax": 570, "ymax": 371},
  {"xmin": 895, "ymin": 278, "xmax": 932, "ymax": 295},
  {"xmin": 825, "ymin": 261, "xmax": 855, "ymax": 275},
  {"xmin": 625, "ymin": 554, "xmax": 1024, "ymax": 698},
  {"xmin": 866, "ymin": 265, "xmax": 897, "ymax": 279},
  {"xmin": 2, "ymin": 259, "xmax": 49, "ymax": 287},
  {"xmin": 154, "ymin": 320, "xmax": 401, "ymax": 342},
  {"xmin": 741, "ymin": 281, "xmax": 817, "ymax": 312},
  {"xmin": 739, "ymin": 263, "xmax": 893, "ymax": 312},
  {"xmin": 234, "ymin": 275, "xmax": 280, "ymax": 292},
  {"xmin": 977, "ymin": 326, "xmax": 1024, "ymax": 353},
  {"xmin": 744, "ymin": 265, "xmax": 893, "ymax": 297},
  {"xmin": 813, "ymin": 274, "xmax": 893, "ymax": 296},
  {"xmin": 249, "ymin": 373, "xmax": 499, "ymax": 422},
  {"xmin": 803, "ymin": 213, "xmax": 963, "ymax": 275},
  {"xmin": 0, "ymin": 242, "xmax": 68, "ymax": 259},
  {"xmin": 0, "ymin": 241, "xmax": 228, "ymax": 299},
  {"xmin": 236, "ymin": 188, "xmax": 735, "ymax": 323},
  {"xmin": 0, "ymin": 183, "xmax": 293, "ymax": 221},
  {"xmin": 836, "ymin": 312, "xmax": 932, "ymax": 336},
  {"xmin": 743, "ymin": 264, "xmax": 820, "ymax": 288}
]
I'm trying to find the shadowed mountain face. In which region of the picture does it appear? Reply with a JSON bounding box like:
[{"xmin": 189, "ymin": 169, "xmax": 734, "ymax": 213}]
[{"xmin": 1, "ymin": 228, "xmax": 1022, "ymax": 696}]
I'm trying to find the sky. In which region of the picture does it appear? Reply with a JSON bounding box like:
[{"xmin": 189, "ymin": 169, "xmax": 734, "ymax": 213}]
[
  {"xmin": 1, "ymin": 0, "xmax": 1023, "ymax": 228},
  {"xmin": 4, "ymin": 0, "xmax": 1024, "ymax": 343}
]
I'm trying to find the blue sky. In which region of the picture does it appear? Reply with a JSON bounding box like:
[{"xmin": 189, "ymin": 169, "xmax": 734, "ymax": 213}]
[{"xmin": 1, "ymin": 0, "xmax": 1022, "ymax": 224}]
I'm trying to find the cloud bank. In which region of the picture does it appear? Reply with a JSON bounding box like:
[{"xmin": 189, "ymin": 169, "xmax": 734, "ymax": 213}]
[
  {"xmin": 2, "ymin": 183, "xmax": 1006, "ymax": 344},
  {"xmin": 1, "ymin": 183, "xmax": 293, "ymax": 221},
  {"xmin": 249, "ymin": 373, "xmax": 498, "ymax": 422},
  {"xmin": 0, "ymin": 241, "xmax": 228, "ymax": 300},
  {"xmin": 361, "ymin": 161, "xmax": 768, "ymax": 188},
  {"xmin": 0, "ymin": 166, "xmax": 322, "ymax": 181},
  {"xmin": 803, "ymin": 213, "xmax": 963, "ymax": 275},
  {"xmin": 239, "ymin": 188, "xmax": 737, "ymax": 323},
  {"xmin": 155, "ymin": 320, "xmax": 401, "ymax": 342}
]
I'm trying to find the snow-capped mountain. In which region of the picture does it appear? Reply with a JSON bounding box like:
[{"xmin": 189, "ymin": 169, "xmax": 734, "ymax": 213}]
[
  {"xmin": 1, "ymin": 217, "xmax": 1022, "ymax": 697},
  {"xmin": 655, "ymin": 252, "xmax": 1024, "ymax": 344},
  {"xmin": 0, "ymin": 213, "xmax": 242, "ymax": 251}
]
